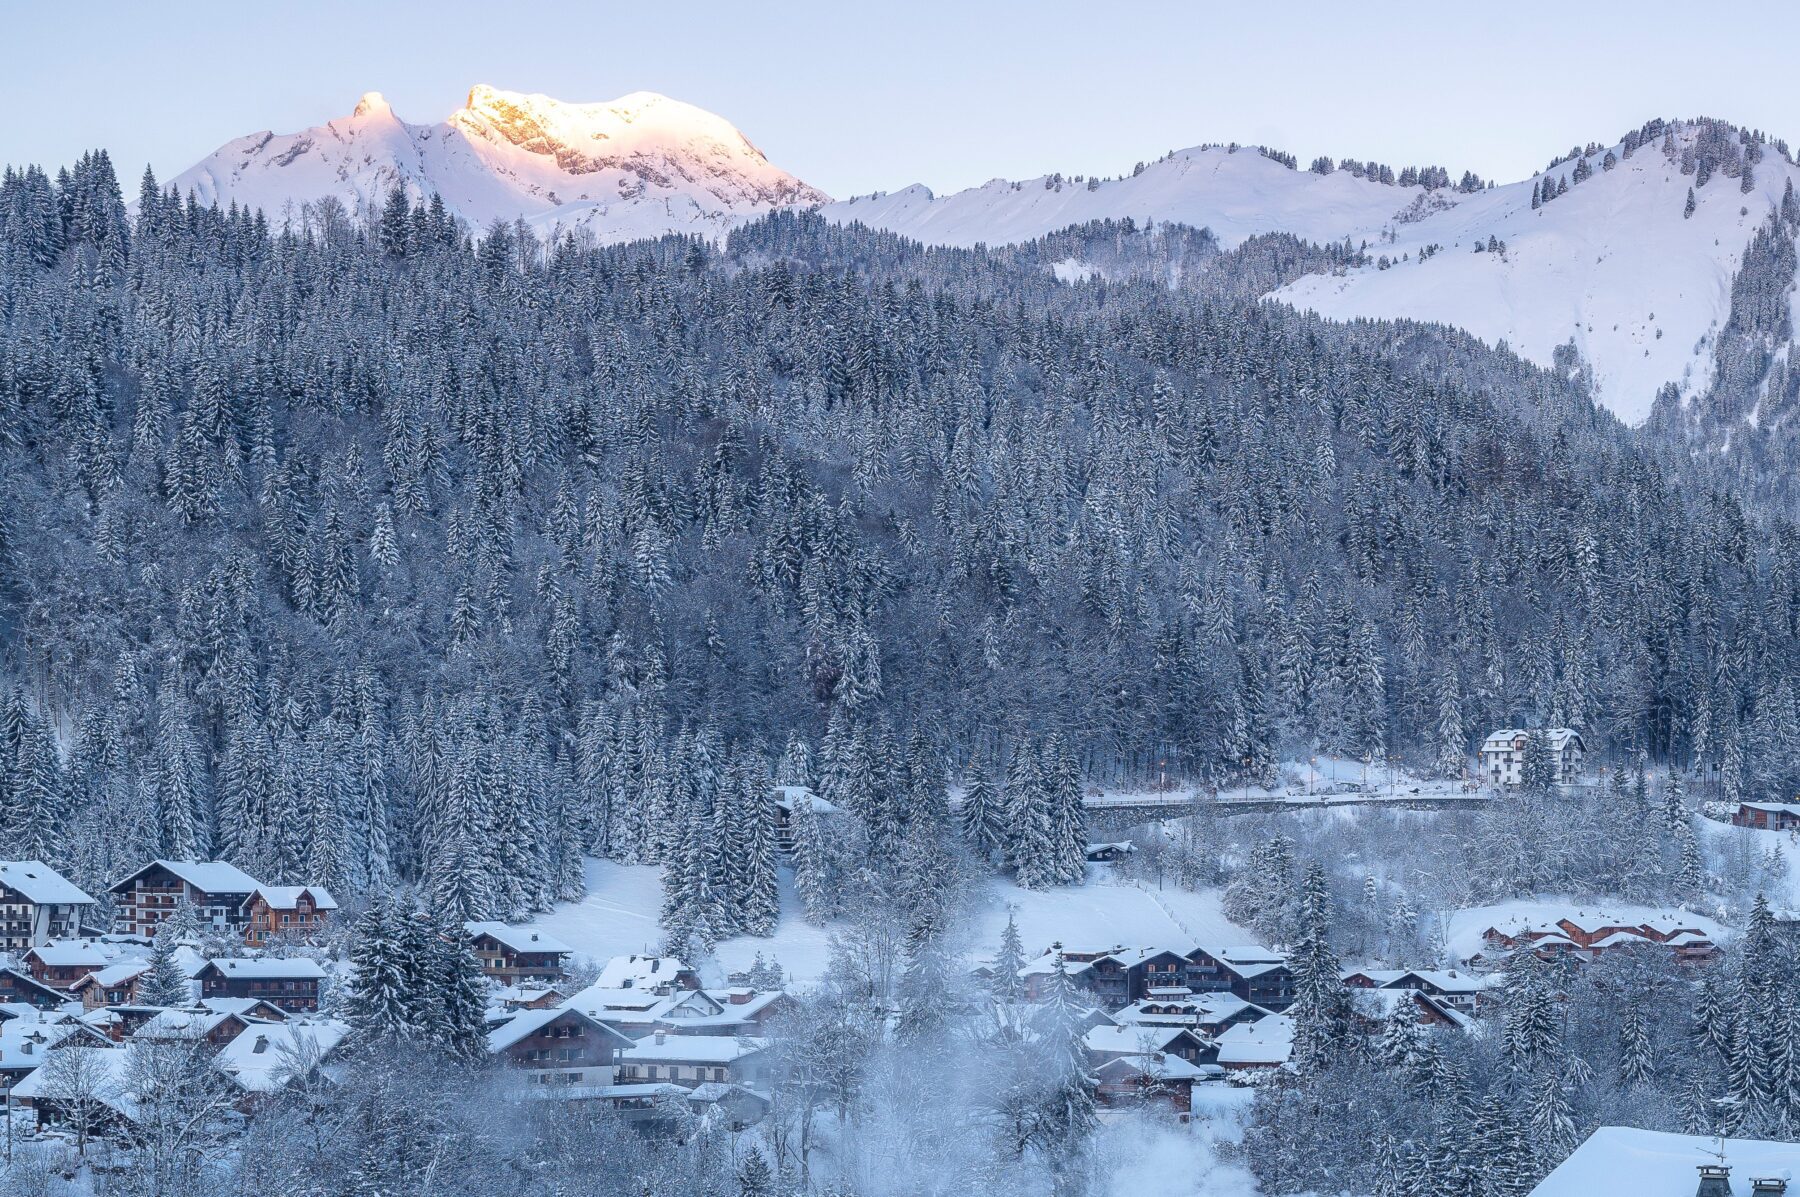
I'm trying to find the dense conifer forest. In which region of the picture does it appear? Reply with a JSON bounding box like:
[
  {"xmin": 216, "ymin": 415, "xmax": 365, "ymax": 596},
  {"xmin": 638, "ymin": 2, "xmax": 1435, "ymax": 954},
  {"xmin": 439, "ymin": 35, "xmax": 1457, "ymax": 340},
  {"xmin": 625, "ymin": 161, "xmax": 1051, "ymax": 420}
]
[{"xmin": 5, "ymin": 154, "xmax": 1800, "ymax": 924}]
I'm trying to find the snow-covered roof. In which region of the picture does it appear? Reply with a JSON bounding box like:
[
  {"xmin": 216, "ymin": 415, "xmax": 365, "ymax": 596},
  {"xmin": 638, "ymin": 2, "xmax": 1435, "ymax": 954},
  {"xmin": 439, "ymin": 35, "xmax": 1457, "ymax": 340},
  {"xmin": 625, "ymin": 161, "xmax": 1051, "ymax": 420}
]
[
  {"xmin": 9, "ymin": 1043, "xmax": 140, "ymax": 1117},
  {"xmin": 1116, "ymin": 991, "xmax": 1267, "ymax": 1026},
  {"xmin": 1392, "ymin": 969, "xmax": 1484, "ymax": 994},
  {"xmin": 0, "ymin": 966, "xmax": 72, "ymax": 1002},
  {"xmin": 1348, "ymin": 988, "xmax": 1473, "ymax": 1030},
  {"xmin": 1082, "ymin": 1024, "xmax": 1204, "ymax": 1055},
  {"xmin": 657, "ymin": 989, "xmax": 787, "ymax": 1027},
  {"xmin": 0, "ymin": 1019, "xmax": 98, "ymax": 1069},
  {"xmin": 620, "ymin": 1035, "xmax": 767, "ymax": 1064},
  {"xmin": 592, "ymin": 953, "xmax": 689, "ymax": 989},
  {"xmin": 198, "ymin": 996, "xmax": 290, "ymax": 1020},
  {"xmin": 465, "ymin": 922, "xmax": 573, "ymax": 955},
  {"xmin": 771, "ymin": 785, "xmax": 840, "ymax": 816},
  {"xmin": 562, "ymin": 984, "xmax": 668, "ymax": 1015},
  {"xmin": 25, "ymin": 939, "xmax": 128, "ymax": 968},
  {"xmin": 1737, "ymin": 801, "xmax": 1800, "ymax": 815},
  {"xmin": 1479, "ymin": 728, "xmax": 1581, "ymax": 752},
  {"xmin": 214, "ymin": 1019, "xmax": 349, "ymax": 1093},
  {"xmin": 1451, "ymin": 902, "xmax": 1729, "ymax": 963},
  {"xmin": 248, "ymin": 885, "xmax": 339, "ymax": 912},
  {"xmin": 0, "ymin": 861, "xmax": 95, "ymax": 906},
  {"xmin": 1094, "ymin": 1052, "xmax": 1213, "ymax": 1082},
  {"xmin": 686, "ymin": 1080, "xmax": 769, "ymax": 1106},
  {"xmin": 132, "ymin": 1008, "xmax": 246, "ymax": 1040},
  {"xmin": 1018, "ymin": 950, "xmax": 1096, "ymax": 979},
  {"xmin": 111, "ymin": 860, "xmax": 261, "ymax": 894},
  {"xmin": 199, "ymin": 957, "xmax": 325, "ymax": 981},
  {"xmin": 1529, "ymin": 1126, "xmax": 1800, "ymax": 1197},
  {"xmin": 1215, "ymin": 1014, "xmax": 1294, "ymax": 1067},
  {"xmin": 74, "ymin": 962, "xmax": 150, "ymax": 989},
  {"xmin": 486, "ymin": 1006, "xmax": 630, "ymax": 1053}
]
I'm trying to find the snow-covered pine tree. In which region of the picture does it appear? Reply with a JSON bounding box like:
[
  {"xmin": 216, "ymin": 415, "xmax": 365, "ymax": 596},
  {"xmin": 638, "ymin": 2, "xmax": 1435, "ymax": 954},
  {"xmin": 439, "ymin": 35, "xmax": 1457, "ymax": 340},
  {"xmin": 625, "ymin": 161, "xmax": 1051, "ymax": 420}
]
[
  {"xmin": 346, "ymin": 899, "xmax": 415, "ymax": 1042},
  {"xmin": 1287, "ymin": 860, "xmax": 1352, "ymax": 1072},
  {"xmin": 956, "ymin": 756, "xmax": 1006, "ymax": 863},
  {"xmin": 141, "ymin": 929, "xmax": 191, "ymax": 1007}
]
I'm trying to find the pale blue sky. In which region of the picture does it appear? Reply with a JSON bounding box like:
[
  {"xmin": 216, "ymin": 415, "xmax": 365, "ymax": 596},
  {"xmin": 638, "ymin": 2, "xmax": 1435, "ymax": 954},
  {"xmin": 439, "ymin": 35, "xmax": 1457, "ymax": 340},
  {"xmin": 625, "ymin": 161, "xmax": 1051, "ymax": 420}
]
[{"xmin": 8, "ymin": 2, "xmax": 1799, "ymax": 198}]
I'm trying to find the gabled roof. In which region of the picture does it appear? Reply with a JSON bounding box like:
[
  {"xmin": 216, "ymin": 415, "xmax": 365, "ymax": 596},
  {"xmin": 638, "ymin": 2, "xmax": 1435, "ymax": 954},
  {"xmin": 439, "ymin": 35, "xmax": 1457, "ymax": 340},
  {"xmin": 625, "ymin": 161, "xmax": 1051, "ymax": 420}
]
[
  {"xmin": 1017, "ymin": 951, "xmax": 1095, "ymax": 979},
  {"xmin": 24, "ymin": 939, "xmax": 123, "ymax": 968},
  {"xmin": 71, "ymin": 962, "xmax": 151, "ymax": 990},
  {"xmin": 770, "ymin": 785, "xmax": 840, "ymax": 816},
  {"xmin": 109, "ymin": 860, "xmax": 261, "ymax": 895},
  {"xmin": 1083, "ymin": 1024, "xmax": 1207, "ymax": 1055},
  {"xmin": 9, "ymin": 1043, "xmax": 139, "ymax": 1117},
  {"xmin": 1530, "ymin": 1127, "xmax": 1800, "ymax": 1197},
  {"xmin": 486, "ymin": 1005, "xmax": 634, "ymax": 1054},
  {"xmin": 593, "ymin": 954, "xmax": 690, "ymax": 989},
  {"xmin": 215, "ymin": 1019, "xmax": 349, "ymax": 1093},
  {"xmin": 686, "ymin": 1081, "xmax": 770, "ymax": 1106},
  {"xmin": 1093, "ymin": 1052, "xmax": 1213, "ymax": 1082},
  {"xmin": 198, "ymin": 957, "xmax": 326, "ymax": 981},
  {"xmin": 132, "ymin": 1008, "xmax": 249, "ymax": 1041},
  {"xmin": 464, "ymin": 922, "xmax": 573, "ymax": 956},
  {"xmin": 247, "ymin": 885, "xmax": 339, "ymax": 912},
  {"xmin": 197, "ymin": 996, "xmax": 291, "ymax": 1021},
  {"xmin": 1116, "ymin": 991, "xmax": 1267, "ymax": 1026},
  {"xmin": 0, "ymin": 967, "xmax": 69, "ymax": 1005},
  {"xmin": 620, "ymin": 1035, "xmax": 768, "ymax": 1064},
  {"xmin": 1389, "ymin": 969, "xmax": 1484, "ymax": 995},
  {"xmin": 1479, "ymin": 728, "xmax": 1581, "ymax": 752},
  {"xmin": 1348, "ymin": 987, "xmax": 1473, "ymax": 1030},
  {"xmin": 1215, "ymin": 1014, "xmax": 1295, "ymax": 1066},
  {"xmin": 561, "ymin": 984, "xmax": 668, "ymax": 1014},
  {"xmin": 0, "ymin": 861, "xmax": 95, "ymax": 906},
  {"xmin": 0, "ymin": 1018, "xmax": 109, "ymax": 1070}
]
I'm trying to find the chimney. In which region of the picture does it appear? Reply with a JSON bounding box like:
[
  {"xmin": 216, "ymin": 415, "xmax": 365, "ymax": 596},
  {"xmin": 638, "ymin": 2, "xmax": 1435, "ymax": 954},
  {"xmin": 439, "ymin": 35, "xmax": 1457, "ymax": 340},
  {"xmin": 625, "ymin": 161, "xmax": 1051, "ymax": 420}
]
[
  {"xmin": 728, "ymin": 987, "xmax": 751, "ymax": 1005},
  {"xmin": 654, "ymin": 1031, "xmax": 666, "ymax": 1045},
  {"xmin": 1697, "ymin": 1165, "xmax": 1732, "ymax": 1197},
  {"xmin": 1751, "ymin": 1180, "xmax": 1788, "ymax": 1196}
]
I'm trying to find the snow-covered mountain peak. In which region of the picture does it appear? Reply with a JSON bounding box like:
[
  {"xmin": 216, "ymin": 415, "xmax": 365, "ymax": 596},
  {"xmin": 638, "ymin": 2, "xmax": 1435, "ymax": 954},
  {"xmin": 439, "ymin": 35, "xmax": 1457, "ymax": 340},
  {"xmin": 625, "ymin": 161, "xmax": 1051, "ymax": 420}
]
[
  {"xmin": 351, "ymin": 91, "xmax": 393, "ymax": 120},
  {"xmin": 446, "ymin": 84, "xmax": 827, "ymax": 207},
  {"xmin": 167, "ymin": 86, "xmax": 828, "ymax": 245}
]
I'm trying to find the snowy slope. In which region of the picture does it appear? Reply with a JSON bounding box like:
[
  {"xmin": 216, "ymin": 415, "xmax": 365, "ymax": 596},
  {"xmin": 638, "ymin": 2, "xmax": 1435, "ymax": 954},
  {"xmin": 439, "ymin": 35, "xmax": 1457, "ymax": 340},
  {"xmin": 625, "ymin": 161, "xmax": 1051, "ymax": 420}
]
[
  {"xmin": 822, "ymin": 147, "xmax": 1408, "ymax": 251},
  {"xmin": 167, "ymin": 86, "xmax": 827, "ymax": 245},
  {"xmin": 1275, "ymin": 131, "xmax": 1800, "ymax": 423}
]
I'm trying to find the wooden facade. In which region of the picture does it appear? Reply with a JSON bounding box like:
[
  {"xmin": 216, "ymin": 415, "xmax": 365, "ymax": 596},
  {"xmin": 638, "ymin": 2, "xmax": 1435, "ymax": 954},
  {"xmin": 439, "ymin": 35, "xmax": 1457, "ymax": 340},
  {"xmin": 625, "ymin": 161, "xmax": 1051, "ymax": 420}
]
[
  {"xmin": 195, "ymin": 959, "xmax": 323, "ymax": 1013},
  {"xmin": 242, "ymin": 886, "xmax": 337, "ymax": 947},
  {"xmin": 109, "ymin": 861, "xmax": 260, "ymax": 939}
]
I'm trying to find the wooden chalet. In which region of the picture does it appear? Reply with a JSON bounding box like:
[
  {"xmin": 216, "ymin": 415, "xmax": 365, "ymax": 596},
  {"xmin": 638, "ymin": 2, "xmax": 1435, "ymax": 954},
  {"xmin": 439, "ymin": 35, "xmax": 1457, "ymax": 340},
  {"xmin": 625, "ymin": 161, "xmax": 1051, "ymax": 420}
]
[
  {"xmin": 1731, "ymin": 802, "xmax": 1800, "ymax": 831},
  {"xmin": 1341, "ymin": 968, "xmax": 1485, "ymax": 1014},
  {"xmin": 465, "ymin": 922, "xmax": 573, "ymax": 983},
  {"xmin": 0, "ymin": 966, "xmax": 68, "ymax": 1010},
  {"xmin": 133, "ymin": 1007, "xmax": 269, "ymax": 1049},
  {"xmin": 194, "ymin": 957, "xmax": 325, "ymax": 1013},
  {"xmin": 1092, "ymin": 1053, "xmax": 1211, "ymax": 1120},
  {"xmin": 770, "ymin": 786, "xmax": 841, "ymax": 854},
  {"xmin": 615, "ymin": 1030, "xmax": 770, "ymax": 1088},
  {"xmin": 241, "ymin": 885, "xmax": 338, "ymax": 947},
  {"xmin": 486, "ymin": 1006, "xmax": 635, "ymax": 1087},
  {"xmin": 22, "ymin": 939, "xmax": 121, "ymax": 990},
  {"xmin": 109, "ymin": 860, "xmax": 261, "ymax": 938},
  {"xmin": 69, "ymin": 962, "xmax": 151, "ymax": 1009}
]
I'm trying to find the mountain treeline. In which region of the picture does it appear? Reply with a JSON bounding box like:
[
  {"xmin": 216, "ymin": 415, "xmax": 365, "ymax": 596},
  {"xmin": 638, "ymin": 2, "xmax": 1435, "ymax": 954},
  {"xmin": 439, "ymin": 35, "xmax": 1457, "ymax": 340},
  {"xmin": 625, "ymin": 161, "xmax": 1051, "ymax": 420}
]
[{"xmin": 5, "ymin": 154, "xmax": 1800, "ymax": 916}]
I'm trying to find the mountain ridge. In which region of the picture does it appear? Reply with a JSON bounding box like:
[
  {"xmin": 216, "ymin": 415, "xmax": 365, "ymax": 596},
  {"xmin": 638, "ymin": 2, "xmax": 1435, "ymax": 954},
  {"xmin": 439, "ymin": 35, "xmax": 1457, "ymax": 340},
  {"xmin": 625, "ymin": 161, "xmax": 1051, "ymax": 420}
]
[
  {"xmin": 166, "ymin": 85, "xmax": 826, "ymax": 246},
  {"xmin": 165, "ymin": 95, "xmax": 1800, "ymax": 424}
]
